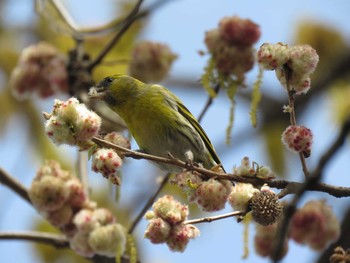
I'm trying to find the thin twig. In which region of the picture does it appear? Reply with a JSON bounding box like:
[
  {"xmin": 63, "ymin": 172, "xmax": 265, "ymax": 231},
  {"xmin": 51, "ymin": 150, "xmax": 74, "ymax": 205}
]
[
  {"xmin": 271, "ymin": 116, "xmax": 350, "ymax": 262},
  {"xmin": 0, "ymin": 168, "xmax": 31, "ymax": 204},
  {"xmin": 0, "ymin": 231, "xmax": 68, "ymax": 248},
  {"xmin": 87, "ymin": 0, "xmax": 144, "ymax": 71},
  {"xmin": 184, "ymin": 211, "xmax": 245, "ymax": 225},
  {"xmin": 91, "ymin": 137, "xmax": 350, "ymax": 198},
  {"xmin": 128, "ymin": 173, "xmax": 172, "ymax": 234},
  {"xmin": 197, "ymin": 84, "xmax": 220, "ymax": 122}
]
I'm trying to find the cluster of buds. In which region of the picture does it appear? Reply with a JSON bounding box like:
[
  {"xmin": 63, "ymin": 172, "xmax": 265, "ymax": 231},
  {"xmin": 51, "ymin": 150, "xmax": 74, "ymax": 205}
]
[
  {"xmin": 257, "ymin": 42, "xmax": 319, "ymax": 94},
  {"xmin": 281, "ymin": 125, "xmax": 313, "ymax": 157},
  {"xmin": 290, "ymin": 200, "xmax": 340, "ymax": 250},
  {"xmin": 10, "ymin": 42, "xmax": 68, "ymax": 100},
  {"xmin": 44, "ymin": 97, "xmax": 101, "ymax": 150},
  {"xmin": 144, "ymin": 195, "xmax": 200, "ymax": 252},
  {"xmin": 172, "ymin": 171, "xmax": 232, "ymax": 212},
  {"xmin": 128, "ymin": 41, "xmax": 178, "ymax": 83},
  {"xmin": 91, "ymin": 132, "xmax": 130, "ymax": 185},
  {"xmin": 28, "ymin": 160, "xmax": 126, "ymax": 258},
  {"xmin": 204, "ymin": 16, "xmax": 260, "ymax": 80}
]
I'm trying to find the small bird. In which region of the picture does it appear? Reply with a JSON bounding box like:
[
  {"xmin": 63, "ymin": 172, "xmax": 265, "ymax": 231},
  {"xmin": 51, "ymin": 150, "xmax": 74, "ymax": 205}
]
[{"xmin": 90, "ymin": 74, "xmax": 225, "ymax": 172}]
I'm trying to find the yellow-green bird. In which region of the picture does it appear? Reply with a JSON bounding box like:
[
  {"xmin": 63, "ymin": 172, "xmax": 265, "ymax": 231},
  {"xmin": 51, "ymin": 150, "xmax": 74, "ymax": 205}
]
[{"xmin": 90, "ymin": 74, "xmax": 225, "ymax": 172}]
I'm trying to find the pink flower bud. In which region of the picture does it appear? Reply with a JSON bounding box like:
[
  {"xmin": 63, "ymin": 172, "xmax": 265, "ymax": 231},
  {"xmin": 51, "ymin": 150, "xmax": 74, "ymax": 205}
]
[
  {"xmin": 195, "ymin": 179, "xmax": 232, "ymax": 212},
  {"xmin": 152, "ymin": 195, "xmax": 189, "ymax": 225},
  {"xmin": 73, "ymin": 209, "xmax": 99, "ymax": 233},
  {"xmin": 257, "ymin": 43, "xmax": 289, "ymax": 70},
  {"xmin": 91, "ymin": 148, "xmax": 122, "ymax": 183},
  {"xmin": 129, "ymin": 41, "xmax": 177, "ymax": 83},
  {"xmin": 166, "ymin": 224, "xmax": 200, "ymax": 252},
  {"xmin": 103, "ymin": 132, "xmax": 131, "ymax": 150},
  {"xmin": 65, "ymin": 178, "xmax": 87, "ymax": 208},
  {"xmin": 282, "ymin": 125, "xmax": 313, "ymax": 157},
  {"xmin": 92, "ymin": 208, "xmax": 116, "ymax": 226},
  {"xmin": 219, "ymin": 16, "xmax": 261, "ymax": 46},
  {"xmin": 10, "ymin": 42, "xmax": 68, "ymax": 100},
  {"xmin": 70, "ymin": 231, "xmax": 95, "ymax": 258},
  {"xmin": 145, "ymin": 218, "xmax": 171, "ymax": 244},
  {"xmin": 171, "ymin": 171, "xmax": 203, "ymax": 203},
  {"xmin": 46, "ymin": 204, "xmax": 73, "ymax": 227},
  {"xmin": 29, "ymin": 175, "xmax": 70, "ymax": 212},
  {"xmin": 290, "ymin": 200, "xmax": 340, "ymax": 250},
  {"xmin": 45, "ymin": 98, "xmax": 101, "ymax": 149},
  {"xmin": 287, "ymin": 44, "xmax": 319, "ymax": 75}
]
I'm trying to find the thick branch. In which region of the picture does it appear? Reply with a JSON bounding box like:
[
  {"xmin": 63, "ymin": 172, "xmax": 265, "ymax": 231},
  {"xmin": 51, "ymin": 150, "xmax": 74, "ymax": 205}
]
[{"xmin": 0, "ymin": 167, "xmax": 31, "ymax": 204}]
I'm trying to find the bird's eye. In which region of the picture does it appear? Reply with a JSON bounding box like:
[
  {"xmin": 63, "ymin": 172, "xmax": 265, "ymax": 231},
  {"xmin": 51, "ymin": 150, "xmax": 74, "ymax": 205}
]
[{"xmin": 105, "ymin": 77, "xmax": 113, "ymax": 83}]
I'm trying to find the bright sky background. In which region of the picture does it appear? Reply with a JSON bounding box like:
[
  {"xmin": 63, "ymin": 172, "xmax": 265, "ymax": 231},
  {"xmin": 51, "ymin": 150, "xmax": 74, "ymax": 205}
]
[{"xmin": 1, "ymin": 0, "xmax": 350, "ymax": 263}]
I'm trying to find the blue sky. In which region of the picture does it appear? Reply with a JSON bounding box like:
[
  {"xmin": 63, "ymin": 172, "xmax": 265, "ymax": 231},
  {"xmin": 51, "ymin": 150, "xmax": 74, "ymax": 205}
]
[{"xmin": 1, "ymin": 0, "xmax": 350, "ymax": 262}]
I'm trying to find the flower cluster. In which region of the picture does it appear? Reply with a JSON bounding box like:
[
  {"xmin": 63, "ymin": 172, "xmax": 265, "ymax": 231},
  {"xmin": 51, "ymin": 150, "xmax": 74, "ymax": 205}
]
[
  {"xmin": 290, "ymin": 200, "xmax": 340, "ymax": 250},
  {"xmin": 204, "ymin": 16, "xmax": 260, "ymax": 80},
  {"xmin": 144, "ymin": 195, "xmax": 200, "ymax": 252},
  {"xmin": 28, "ymin": 160, "xmax": 126, "ymax": 258},
  {"xmin": 91, "ymin": 132, "xmax": 130, "ymax": 185},
  {"xmin": 128, "ymin": 41, "xmax": 178, "ymax": 83},
  {"xmin": 257, "ymin": 43, "xmax": 319, "ymax": 94},
  {"xmin": 10, "ymin": 42, "xmax": 68, "ymax": 100},
  {"xmin": 254, "ymin": 220, "xmax": 288, "ymax": 260},
  {"xmin": 281, "ymin": 125, "xmax": 313, "ymax": 157},
  {"xmin": 45, "ymin": 97, "xmax": 101, "ymax": 150},
  {"xmin": 172, "ymin": 171, "xmax": 232, "ymax": 212}
]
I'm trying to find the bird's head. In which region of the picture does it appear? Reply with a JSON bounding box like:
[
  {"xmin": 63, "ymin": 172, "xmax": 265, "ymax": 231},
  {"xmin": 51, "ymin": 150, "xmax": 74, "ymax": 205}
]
[{"xmin": 89, "ymin": 74, "xmax": 143, "ymax": 107}]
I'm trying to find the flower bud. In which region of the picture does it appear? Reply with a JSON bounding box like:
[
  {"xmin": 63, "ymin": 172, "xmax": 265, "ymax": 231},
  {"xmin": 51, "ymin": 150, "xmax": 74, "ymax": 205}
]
[
  {"xmin": 88, "ymin": 223, "xmax": 126, "ymax": 257},
  {"xmin": 129, "ymin": 41, "xmax": 177, "ymax": 83},
  {"xmin": 195, "ymin": 179, "xmax": 232, "ymax": 212},
  {"xmin": 219, "ymin": 16, "xmax": 261, "ymax": 46},
  {"xmin": 229, "ymin": 183, "xmax": 259, "ymax": 211},
  {"xmin": 46, "ymin": 204, "xmax": 73, "ymax": 227},
  {"xmin": 290, "ymin": 200, "xmax": 340, "ymax": 250},
  {"xmin": 166, "ymin": 224, "xmax": 200, "ymax": 252},
  {"xmin": 73, "ymin": 209, "xmax": 99, "ymax": 233},
  {"xmin": 65, "ymin": 178, "xmax": 87, "ymax": 208},
  {"xmin": 91, "ymin": 148, "xmax": 122, "ymax": 184},
  {"xmin": 45, "ymin": 98, "xmax": 101, "ymax": 149},
  {"xmin": 10, "ymin": 42, "xmax": 68, "ymax": 100},
  {"xmin": 103, "ymin": 132, "xmax": 131, "ymax": 150},
  {"xmin": 70, "ymin": 231, "xmax": 95, "ymax": 258},
  {"xmin": 257, "ymin": 43, "xmax": 289, "ymax": 70},
  {"xmin": 152, "ymin": 195, "xmax": 188, "ymax": 225},
  {"xmin": 145, "ymin": 218, "xmax": 171, "ymax": 244},
  {"xmin": 281, "ymin": 125, "xmax": 313, "ymax": 157},
  {"xmin": 171, "ymin": 171, "xmax": 203, "ymax": 203},
  {"xmin": 29, "ymin": 175, "xmax": 70, "ymax": 212}
]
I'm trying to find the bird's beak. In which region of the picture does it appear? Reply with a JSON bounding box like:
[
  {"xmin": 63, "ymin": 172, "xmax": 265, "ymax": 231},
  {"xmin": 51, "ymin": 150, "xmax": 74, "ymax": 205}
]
[{"xmin": 88, "ymin": 86, "xmax": 106, "ymax": 99}]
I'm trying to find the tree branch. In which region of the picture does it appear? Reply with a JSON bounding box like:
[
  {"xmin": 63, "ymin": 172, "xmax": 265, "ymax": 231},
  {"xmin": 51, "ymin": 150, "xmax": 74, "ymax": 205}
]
[
  {"xmin": 184, "ymin": 211, "xmax": 245, "ymax": 225},
  {"xmin": 0, "ymin": 167, "xmax": 31, "ymax": 204},
  {"xmin": 0, "ymin": 231, "xmax": 68, "ymax": 248},
  {"xmin": 91, "ymin": 137, "xmax": 350, "ymax": 198}
]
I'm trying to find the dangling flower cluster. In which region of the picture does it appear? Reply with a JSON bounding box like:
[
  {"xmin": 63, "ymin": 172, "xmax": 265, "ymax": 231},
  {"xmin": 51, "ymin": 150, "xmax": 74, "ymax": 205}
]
[
  {"xmin": 254, "ymin": 220, "xmax": 289, "ymax": 260},
  {"xmin": 10, "ymin": 41, "xmax": 68, "ymax": 100},
  {"xmin": 28, "ymin": 160, "xmax": 126, "ymax": 258},
  {"xmin": 128, "ymin": 41, "xmax": 178, "ymax": 83},
  {"xmin": 204, "ymin": 16, "xmax": 261, "ymax": 80},
  {"xmin": 290, "ymin": 200, "xmax": 340, "ymax": 250},
  {"xmin": 257, "ymin": 43, "xmax": 319, "ymax": 94},
  {"xmin": 281, "ymin": 125, "xmax": 313, "ymax": 157},
  {"xmin": 144, "ymin": 195, "xmax": 200, "ymax": 252},
  {"xmin": 45, "ymin": 97, "xmax": 101, "ymax": 150},
  {"xmin": 172, "ymin": 171, "xmax": 232, "ymax": 212},
  {"xmin": 91, "ymin": 132, "xmax": 130, "ymax": 185}
]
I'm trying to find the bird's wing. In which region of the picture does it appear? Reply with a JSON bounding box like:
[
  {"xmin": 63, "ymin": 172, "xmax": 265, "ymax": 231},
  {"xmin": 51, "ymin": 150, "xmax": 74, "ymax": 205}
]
[{"xmin": 176, "ymin": 99, "xmax": 224, "ymax": 170}]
